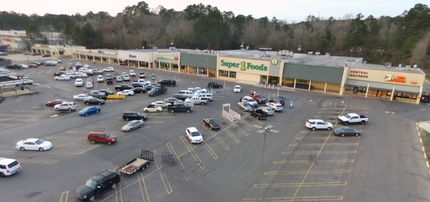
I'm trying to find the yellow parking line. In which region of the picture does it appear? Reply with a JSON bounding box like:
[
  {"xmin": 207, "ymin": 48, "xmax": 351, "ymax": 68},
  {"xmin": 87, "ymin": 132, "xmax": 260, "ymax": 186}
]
[
  {"xmin": 241, "ymin": 195, "xmax": 343, "ymax": 201},
  {"xmin": 138, "ymin": 173, "xmax": 150, "ymax": 202},
  {"xmin": 154, "ymin": 160, "xmax": 173, "ymax": 194},
  {"xmin": 274, "ymin": 159, "xmax": 354, "ymax": 164},
  {"xmin": 203, "ymin": 126, "xmax": 230, "ymax": 150},
  {"xmin": 36, "ymin": 70, "xmax": 45, "ymax": 75},
  {"xmin": 300, "ymin": 131, "xmax": 309, "ymax": 133},
  {"xmin": 289, "ymin": 143, "xmax": 359, "ymax": 147},
  {"xmin": 179, "ymin": 135, "xmax": 205, "ymax": 169},
  {"xmin": 20, "ymin": 160, "xmax": 59, "ymax": 164},
  {"xmin": 166, "ymin": 142, "xmax": 190, "ymax": 180},
  {"xmin": 282, "ymin": 150, "xmax": 356, "ymax": 155},
  {"xmin": 202, "ymin": 142, "xmax": 218, "ymax": 159},
  {"xmin": 264, "ymin": 169, "xmax": 350, "ymax": 175},
  {"xmin": 232, "ymin": 123, "xmax": 250, "ymax": 136},
  {"xmin": 252, "ymin": 181, "xmax": 347, "ymax": 188},
  {"xmin": 15, "ymin": 96, "xmax": 24, "ymax": 103},
  {"xmin": 60, "ymin": 190, "xmax": 69, "ymax": 202}
]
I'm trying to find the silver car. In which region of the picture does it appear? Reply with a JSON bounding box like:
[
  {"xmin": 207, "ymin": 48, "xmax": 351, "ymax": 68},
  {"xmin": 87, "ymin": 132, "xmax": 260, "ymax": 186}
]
[
  {"xmin": 267, "ymin": 102, "xmax": 284, "ymax": 112},
  {"xmin": 122, "ymin": 120, "xmax": 144, "ymax": 132},
  {"xmin": 238, "ymin": 102, "xmax": 253, "ymax": 111},
  {"xmin": 260, "ymin": 107, "xmax": 275, "ymax": 116}
]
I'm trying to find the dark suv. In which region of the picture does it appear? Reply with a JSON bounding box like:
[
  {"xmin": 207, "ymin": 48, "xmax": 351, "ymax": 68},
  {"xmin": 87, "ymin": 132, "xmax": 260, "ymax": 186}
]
[
  {"xmin": 148, "ymin": 87, "xmax": 167, "ymax": 97},
  {"xmin": 207, "ymin": 82, "xmax": 222, "ymax": 89},
  {"xmin": 122, "ymin": 111, "xmax": 148, "ymax": 121},
  {"xmin": 157, "ymin": 79, "xmax": 176, "ymax": 86},
  {"xmin": 75, "ymin": 170, "xmax": 121, "ymax": 201}
]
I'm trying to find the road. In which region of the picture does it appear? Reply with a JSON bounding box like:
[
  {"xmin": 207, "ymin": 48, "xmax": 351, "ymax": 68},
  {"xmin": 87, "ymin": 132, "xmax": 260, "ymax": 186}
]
[{"xmin": 0, "ymin": 57, "xmax": 429, "ymax": 202}]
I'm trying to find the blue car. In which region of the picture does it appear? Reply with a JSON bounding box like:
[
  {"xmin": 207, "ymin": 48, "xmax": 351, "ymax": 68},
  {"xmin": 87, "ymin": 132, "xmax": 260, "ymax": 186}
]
[{"xmin": 79, "ymin": 106, "xmax": 101, "ymax": 116}]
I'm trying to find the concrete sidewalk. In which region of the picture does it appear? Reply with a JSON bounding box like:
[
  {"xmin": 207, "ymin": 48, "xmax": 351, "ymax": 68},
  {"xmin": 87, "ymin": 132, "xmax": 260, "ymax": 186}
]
[
  {"xmin": 419, "ymin": 122, "xmax": 430, "ymax": 134},
  {"xmin": 1, "ymin": 89, "xmax": 35, "ymax": 98}
]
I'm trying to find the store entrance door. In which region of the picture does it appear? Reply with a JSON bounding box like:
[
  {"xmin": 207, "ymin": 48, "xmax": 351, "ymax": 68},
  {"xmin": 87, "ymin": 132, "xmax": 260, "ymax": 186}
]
[{"xmin": 268, "ymin": 76, "xmax": 279, "ymax": 85}]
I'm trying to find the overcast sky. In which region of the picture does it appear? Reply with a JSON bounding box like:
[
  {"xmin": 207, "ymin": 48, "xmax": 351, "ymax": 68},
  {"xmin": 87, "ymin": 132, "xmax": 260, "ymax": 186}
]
[{"xmin": 2, "ymin": 0, "xmax": 423, "ymax": 22}]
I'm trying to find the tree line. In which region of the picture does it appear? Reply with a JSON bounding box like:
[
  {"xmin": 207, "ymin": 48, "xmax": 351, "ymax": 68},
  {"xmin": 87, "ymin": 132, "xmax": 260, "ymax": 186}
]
[{"xmin": 0, "ymin": 2, "xmax": 429, "ymax": 69}]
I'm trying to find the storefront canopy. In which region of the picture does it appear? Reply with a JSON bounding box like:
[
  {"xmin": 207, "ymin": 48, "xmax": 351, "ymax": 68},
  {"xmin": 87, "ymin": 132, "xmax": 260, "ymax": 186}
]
[
  {"xmin": 31, "ymin": 47, "xmax": 52, "ymax": 51},
  {"xmin": 346, "ymin": 79, "xmax": 420, "ymax": 94},
  {"xmin": 155, "ymin": 58, "xmax": 178, "ymax": 65},
  {"xmin": 73, "ymin": 51, "xmax": 117, "ymax": 59}
]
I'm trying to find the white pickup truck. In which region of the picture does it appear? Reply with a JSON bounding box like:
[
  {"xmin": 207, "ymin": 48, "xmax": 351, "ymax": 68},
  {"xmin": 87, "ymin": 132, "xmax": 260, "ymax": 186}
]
[
  {"xmin": 185, "ymin": 97, "xmax": 208, "ymax": 105},
  {"xmin": 338, "ymin": 113, "xmax": 369, "ymax": 125}
]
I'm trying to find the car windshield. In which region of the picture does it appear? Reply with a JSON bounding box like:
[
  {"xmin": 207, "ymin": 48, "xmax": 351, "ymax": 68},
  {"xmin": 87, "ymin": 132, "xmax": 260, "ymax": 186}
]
[
  {"xmin": 35, "ymin": 139, "xmax": 44, "ymax": 145},
  {"xmin": 244, "ymin": 103, "xmax": 251, "ymax": 107},
  {"xmin": 103, "ymin": 133, "xmax": 111, "ymax": 138},
  {"xmin": 265, "ymin": 107, "xmax": 273, "ymax": 111},
  {"xmin": 85, "ymin": 179, "xmax": 97, "ymax": 189},
  {"xmin": 344, "ymin": 115, "xmax": 351, "ymax": 118},
  {"xmin": 209, "ymin": 119, "xmax": 218, "ymax": 125},
  {"xmin": 191, "ymin": 132, "xmax": 201, "ymax": 137},
  {"xmin": 235, "ymin": 86, "xmax": 240, "ymax": 89},
  {"xmin": 128, "ymin": 122, "xmax": 135, "ymax": 126}
]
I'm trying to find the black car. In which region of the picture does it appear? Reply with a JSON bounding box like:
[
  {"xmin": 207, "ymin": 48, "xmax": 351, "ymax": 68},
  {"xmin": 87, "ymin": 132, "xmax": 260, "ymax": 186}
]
[
  {"xmin": 83, "ymin": 98, "xmax": 106, "ymax": 105},
  {"xmin": 139, "ymin": 71, "xmax": 146, "ymax": 78},
  {"xmin": 53, "ymin": 71, "xmax": 66, "ymax": 76},
  {"xmin": 0, "ymin": 96, "xmax": 5, "ymax": 103},
  {"xmin": 133, "ymin": 87, "xmax": 147, "ymax": 94},
  {"xmin": 122, "ymin": 111, "xmax": 148, "ymax": 121},
  {"xmin": 157, "ymin": 79, "xmax": 177, "ymax": 87},
  {"xmin": 144, "ymin": 85, "xmax": 155, "ymax": 91},
  {"xmin": 6, "ymin": 64, "xmax": 23, "ymax": 70},
  {"xmin": 31, "ymin": 52, "xmax": 41, "ymax": 56},
  {"xmin": 421, "ymin": 92, "xmax": 430, "ymax": 102},
  {"xmin": 172, "ymin": 94, "xmax": 191, "ymax": 101},
  {"xmin": 75, "ymin": 170, "xmax": 121, "ymax": 201},
  {"xmin": 203, "ymin": 118, "xmax": 220, "ymax": 130},
  {"xmin": 207, "ymin": 82, "xmax": 222, "ymax": 89},
  {"xmin": 42, "ymin": 54, "xmax": 51, "ymax": 57},
  {"xmin": 334, "ymin": 127, "xmax": 361, "ymax": 137},
  {"xmin": 99, "ymin": 89, "xmax": 114, "ymax": 95},
  {"xmin": 148, "ymin": 87, "xmax": 167, "ymax": 97},
  {"xmin": 131, "ymin": 83, "xmax": 144, "ymax": 88},
  {"xmin": 164, "ymin": 97, "xmax": 181, "ymax": 105}
]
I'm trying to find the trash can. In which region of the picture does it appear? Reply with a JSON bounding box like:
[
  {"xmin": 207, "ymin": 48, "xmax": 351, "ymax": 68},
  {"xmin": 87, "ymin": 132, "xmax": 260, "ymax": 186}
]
[{"xmin": 20, "ymin": 86, "xmax": 24, "ymax": 90}]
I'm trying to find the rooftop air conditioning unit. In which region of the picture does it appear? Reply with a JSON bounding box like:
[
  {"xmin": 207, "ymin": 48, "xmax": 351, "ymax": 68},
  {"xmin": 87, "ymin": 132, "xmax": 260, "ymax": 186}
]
[
  {"xmin": 308, "ymin": 51, "xmax": 313, "ymax": 55},
  {"xmin": 315, "ymin": 52, "xmax": 320, "ymax": 56}
]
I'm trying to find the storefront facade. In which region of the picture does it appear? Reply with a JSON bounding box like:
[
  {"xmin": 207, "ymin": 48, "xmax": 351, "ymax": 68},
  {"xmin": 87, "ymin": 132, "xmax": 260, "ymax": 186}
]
[
  {"xmin": 31, "ymin": 44, "xmax": 80, "ymax": 57},
  {"xmin": 179, "ymin": 53, "xmax": 217, "ymax": 76},
  {"xmin": 73, "ymin": 49, "xmax": 118, "ymax": 64},
  {"xmin": 344, "ymin": 66, "xmax": 424, "ymax": 104}
]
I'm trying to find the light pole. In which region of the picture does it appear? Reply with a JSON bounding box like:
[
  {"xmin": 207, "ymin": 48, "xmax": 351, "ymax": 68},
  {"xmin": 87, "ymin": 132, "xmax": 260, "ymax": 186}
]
[
  {"xmin": 277, "ymin": 84, "xmax": 280, "ymax": 97},
  {"xmin": 253, "ymin": 125, "xmax": 279, "ymax": 202}
]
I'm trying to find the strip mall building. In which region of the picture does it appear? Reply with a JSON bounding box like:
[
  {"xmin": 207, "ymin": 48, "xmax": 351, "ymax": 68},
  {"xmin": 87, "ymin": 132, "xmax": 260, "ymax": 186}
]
[{"xmin": 70, "ymin": 47, "xmax": 425, "ymax": 104}]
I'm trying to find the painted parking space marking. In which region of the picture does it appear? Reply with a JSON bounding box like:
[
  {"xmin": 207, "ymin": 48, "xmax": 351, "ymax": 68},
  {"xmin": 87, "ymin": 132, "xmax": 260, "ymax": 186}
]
[
  {"xmin": 202, "ymin": 141, "xmax": 218, "ymax": 159},
  {"xmin": 252, "ymin": 181, "xmax": 347, "ymax": 188},
  {"xmin": 216, "ymin": 126, "xmax": 240, "ymax": 143},
  {"xmin": 154, "ymin": 159, "xmax": 173, "ymax": 194},
  {"xmin": 282, "ymin": 150, "xmax": 357, "ymax": 155},
  {"xmin": 179, "ymin": 135, "xmax": 205, "ymax": 169},
  {"xmin": 15, "ymin": 96, "xmax": 24, "ymax": 103},
  {"xmin": 241, "ymin": 196, "xmax": 343, "ymax": 201},
  {"xmin": 289, "ymin": 143, "xmax": 359, "ymax": 147},
  {"xmin": 273, "ymin": 159, "xmax": 354, "ymax": 164},
  {"xmin": 166, "ymin": 142, "xmax": 190, "ymax": 180},
  {"xmin": 138, "ymin": 173, "xmax": 151, "ymax": 202},
  {"xmin": 59, "ymin": 190, "xmax": 69, "ymax": 202},
  {"xmin": 203, "ymin": 126, "xmax": 230, "ymax": 151},
  {"xmin": 20, "ymin": 160, "xmax": 59, "ymax": 164},
  {"xmin": 300, "ymin": 131, "xmax": 309, "ymax": 133},
  {"xmin": 264, "ymin": 169, "xmax": 351, "ymax": 175}
]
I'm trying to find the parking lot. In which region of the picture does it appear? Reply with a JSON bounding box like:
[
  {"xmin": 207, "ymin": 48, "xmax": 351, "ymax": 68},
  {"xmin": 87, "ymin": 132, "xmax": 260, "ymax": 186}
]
[{"xmin": 1, "ymin": 57, "xmax": 430, "ymax": 202}]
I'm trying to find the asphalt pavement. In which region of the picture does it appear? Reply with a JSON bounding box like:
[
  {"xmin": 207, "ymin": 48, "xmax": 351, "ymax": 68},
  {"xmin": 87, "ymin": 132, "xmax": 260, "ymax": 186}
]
[{"xmin": 0, "ymin": 56, "xmax": 430, "ymax": 202}]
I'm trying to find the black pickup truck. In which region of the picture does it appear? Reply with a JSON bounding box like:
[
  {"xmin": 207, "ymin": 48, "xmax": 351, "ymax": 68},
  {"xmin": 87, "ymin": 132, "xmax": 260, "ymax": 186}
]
[
  {"xmin": 115, "ymin": 84, "xmax": 133, "ymax": 91},
  {"xmin": 249, "ymin": 109, "xmax": 269, "ymax": 120},
  {"xmin": 167, "ymin": 103, "xmax": 193, "ymax": 113}
]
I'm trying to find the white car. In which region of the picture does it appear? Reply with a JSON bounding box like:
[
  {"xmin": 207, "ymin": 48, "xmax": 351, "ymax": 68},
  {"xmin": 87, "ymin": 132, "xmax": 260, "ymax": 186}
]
[
  {"xmin": 266, "ymin": 102, "xmax": 284, "ymax": 112},
  {"xmin": 16, "ymin": 138, "xmax": 53, "ymax": 151},
  {"xmin": 75, "ymin": 78, "xmax": 84, "ymax": 87},
  {"xmin": 305, "ymin": 119, "xmax": 334, "ymax": 131},
  {"xmin": 75, "ymin": 72, "xmax": 88, "ymax": 78},
  {"xmin": 0, "ymin": 157, "xmax": 21, "ymax": 176},
  {"xmin": 143, "ymin": 104, "xmax": 163, "ymax": 113},
  {"xmin": 129, "ymin": 70, "xmax": 136, "ymax": 77},
  {"xmin": 19, "ymin": 64, "xmax": 29, "ymax": 69},
  {"xmin": 86, "ymin": 82, "xmax": 94, "ymax": 89},
  {"xmin": 104, "ymin": 67, "xmax": 115, "ymax": 72},
  {"xmin": 117, "ymin": 90, "xmax": 134, "ymax": 96},
  {"xmin": 54, "ymin": 75, "xmax": 71, "ymax": 81},
  {"xmin": 54, "ymin": 102, "xmax": 76, "ymax": 111},
  {"xmin": 186, "ymin": 127, "xmax": 203, "ymax": 144},
  {"xmin": 116, "ymin": 76, "xmax": 123, "ymax": 82},
  {"xmin": 97, "ymin": 75, "xmax": 104, "ymax": 82},
  {"xmin": 122, "ymin": 74, "xmax": 130, "ymax": 81},
  {"xmin": 84, "ymin": 64, "xmax": 90, "ymax": 68},
  {"xmin": 234, "ymin": 85, "xmax": 241, "ymax": 93},
  {"xmin": 241, "ymin": 96, "xmax": 258, "ymax": 107},
  {"xmin": 74, "ymin": 94, "xmax": 94, "ymax": 101},
  {"xmin": 151, "ymin": 101, "xmax": 171, "ymax": 108}
]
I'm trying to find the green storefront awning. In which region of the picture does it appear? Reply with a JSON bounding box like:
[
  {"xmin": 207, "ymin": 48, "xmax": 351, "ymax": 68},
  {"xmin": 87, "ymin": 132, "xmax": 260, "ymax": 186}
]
[
  {"xmin": 155, "ymin": 58, "xmax": 178, "ymax": 65},
  {"xmin": 346, "ymin": 79, "xmax": 420, "ymax": 93}
]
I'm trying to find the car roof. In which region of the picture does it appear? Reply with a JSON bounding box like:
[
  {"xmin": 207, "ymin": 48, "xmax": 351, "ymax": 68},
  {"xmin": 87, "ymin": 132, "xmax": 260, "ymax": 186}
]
[
  {"xmin": 24, "ymin": 138, "xmax": 39, "ymax": 142},
  {"xmin": 187, "ymin": 127, "xmax": 199, "ymax": 132},
  {"xmin": 0, "ymin": 157, "xmax": 17, "ymax": 164},
  {"xmin": 307, "ymin": 119, "xmax": 325, "ymax": 122},
  {"xmin": 89, "ymin": 131, "xmax": 106, "ymax": 135}
]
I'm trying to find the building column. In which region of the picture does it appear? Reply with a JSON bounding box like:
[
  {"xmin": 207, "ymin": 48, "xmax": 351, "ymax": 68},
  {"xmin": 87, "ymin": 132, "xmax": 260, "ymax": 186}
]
[
  {"xmin": 207, "ymin": 69, "xmax": 209, "ymax": 76},
  {"xmin": 365, "ymin": 84, "xmax": 370, "ymax": 97},
  {"xmin": 390, "ymin": 87, "xmax": 396, "ymax": 101},
  {"xmin": 86, "ymin": 56, "xmax": 88, "ymax": 61},
  {"xmin": 169, "ymin": 62, "xmax": 172, "ymax": 71},
  {"xmin": 339, "ymin": 66, "xmax": 350, "ymax": 95},
  {"xmin": 417, "ymin": 86, "xmax": 423, "ymax": 104},
  {"xmin": 178, "ymin": 65, "xmax": 181, "ymax": 73},
  {"xmin": 293, "ymin": 79, "xmax": 297, "ymax": 88},
  {"xmin": 324, "ymin": 83, "xmax": 327, "ymax": 93},
  {"xmin": 308, "ymin": 81, "xmax": 312, "ymax": 91}
]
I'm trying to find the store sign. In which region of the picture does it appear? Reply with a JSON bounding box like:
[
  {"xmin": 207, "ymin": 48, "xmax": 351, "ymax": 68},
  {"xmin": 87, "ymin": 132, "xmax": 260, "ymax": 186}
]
[
  {"xmin": 129, "ymin": 54, "xmax": 136, "ymax": 58},
  {"xmin": 349, "ymin": 70, "xmax": 368, "ymax": 78},
  {"xmin": 220, "ymin": 60, "xmax": 268, "ymax": 71},
  {"xmin": 385, "ymin": 74, "xmax": 406, "ymax": 83}
]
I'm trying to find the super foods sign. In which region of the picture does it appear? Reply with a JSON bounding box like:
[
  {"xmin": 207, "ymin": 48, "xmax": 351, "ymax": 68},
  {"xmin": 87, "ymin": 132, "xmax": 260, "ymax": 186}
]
[{"xmin": 220, "ymin": 60, "xmax": 268, "ymax": 71}]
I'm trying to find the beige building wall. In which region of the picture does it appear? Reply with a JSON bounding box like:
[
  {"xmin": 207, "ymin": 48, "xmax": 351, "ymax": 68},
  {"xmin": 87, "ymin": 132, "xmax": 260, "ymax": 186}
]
[
  {"xmin": 217, "ymin": 56, "xmax": 270, "ymax": 83},
  {"xmin": 311, "ymin": 82, "xmax": 326, "ymax": 90},
  {"xmin": 348, "ymin": 67, "xmax": 425, "ymax": 87},
  {"xmin": 236, "ymin": 73, "xmax": 261, "ymax": 83}
]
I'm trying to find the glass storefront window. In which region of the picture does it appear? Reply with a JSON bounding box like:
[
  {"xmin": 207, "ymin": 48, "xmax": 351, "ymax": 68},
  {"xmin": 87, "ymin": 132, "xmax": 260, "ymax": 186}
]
[
  {"xmin": 297, "ymin": 79, "xmax": 308, "ymax": 83},
  {"xmin": 229, "ymin": 71, "xmax": 236, "ymax": 78},
  {"xmin": 219, "ymin": 70, "xmax": 228, "ymax": 77}
]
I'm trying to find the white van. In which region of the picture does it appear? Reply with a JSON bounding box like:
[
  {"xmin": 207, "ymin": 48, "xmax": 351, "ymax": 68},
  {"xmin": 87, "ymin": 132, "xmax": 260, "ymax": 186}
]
[
  {"xmin": 179, "ymin": 90, "xmax": 194, "ymax": 95},
  {"xmin": 197, "ymin": 93, "xmax": 213, "ymax": 101}
]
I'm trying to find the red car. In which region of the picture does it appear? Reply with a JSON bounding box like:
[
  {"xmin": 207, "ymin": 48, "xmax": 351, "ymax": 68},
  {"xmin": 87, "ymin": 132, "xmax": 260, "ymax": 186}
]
[
  {"xmin": 58, "ymin": 67, "xmax": 66, "ymax": 71},
  {"xmin": 87, "ymin": 131, "xmax": 117, "ymax": 145},
  {"xmin": 45, "ymin": 99, "xmax": 63, "ymax": 107},
  {"xmin": 29, "ymin": 64, "xmax": 38, "ymax": 68}
]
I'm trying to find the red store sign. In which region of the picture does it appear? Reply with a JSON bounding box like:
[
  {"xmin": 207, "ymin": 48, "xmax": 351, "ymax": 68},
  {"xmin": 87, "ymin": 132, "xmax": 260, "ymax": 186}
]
[{"xmin": 349, "ymin": 70, "xmax": 368, "ymax": 78}]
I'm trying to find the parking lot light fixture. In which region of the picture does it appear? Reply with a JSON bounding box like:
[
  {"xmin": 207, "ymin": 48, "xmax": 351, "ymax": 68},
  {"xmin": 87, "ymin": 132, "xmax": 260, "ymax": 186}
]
[{"xmin": 253, "ymin": 125, "xmax": 279, "ymax": 202}]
